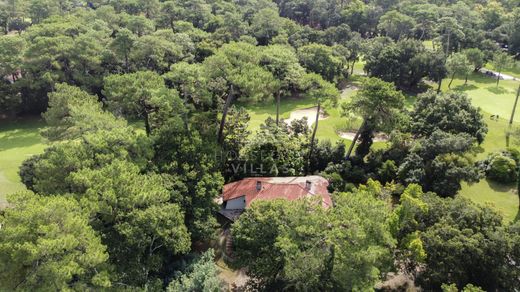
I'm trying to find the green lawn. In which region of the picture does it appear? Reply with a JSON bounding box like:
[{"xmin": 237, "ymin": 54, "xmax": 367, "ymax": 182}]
[
  {"xmin": 441, "ymin": 72, "xmax": 520, "ymax": 222},
  {"xmin": 460, "ymin": 115, "xmax": 520, "ymax": 223},
  {"xmin": 485, "ymin": 61, "xmax": 520, "ymax": 79},
  {"xmin": 440, "ymin": 72, "xmax": 519, "ymax": 122},
  {"xmin": 460, "ymin": 180, "xmax": 518, "ymax": 223},
  {"xmin": 0, "ymin": 118, "xmax": 46, "ymax": 206},
  {"xmin": 242, "ymin": 76, "xmax": 371, "ymax": 147}
]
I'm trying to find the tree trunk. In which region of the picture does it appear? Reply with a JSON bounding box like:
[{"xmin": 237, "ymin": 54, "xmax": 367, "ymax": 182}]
[
  {"xmin": 517, "ymin": 166, "xmax": 520, "ymax": 210},
  {"xmin": 345, "ymin": 120, "xmax": 366, "ymax": 160},
  {"xmin": 510, "ymin": 85, "xmax": 520, "ymax": 126},
  {"xmin": 218, "ymin": 85, "xmax": 234, "ymax": 145},
  {"xmin": 143, "ymin": 110, "xmax": 151, "ymax": 136},
  {"xmin": 464, "ymin": 74, "xmax": 468, "ymax": 85},
  {"xmin": 496, "ymin": 70, "xmax": 501, "ymax": 87},
  {"xmin": 448, "ymin": 73, "xmax": 455, "ymax": 89},
  {"xmin": 306, "ymin": 101, "xmax": 321, "ymax": 174},
  {"xmin": 350, "ymin": 60, "xmax": 356, "ymax": 76},
  {"xmin": 181, "ymin": 88, "xmax": 192, "ymax": 140},
  {"xmin": 276, "ymin": 90, "xmax": 281, "ymax": 126},
  {"xmin": 125, "ymin": 53, "xmax": 129, "ymax": 73},
  {"xmin": 437, "ymin": 79, "xmax": 442, "ymax": 93},
  {"xmin": 445, "ymin": 32, "xmax": 451, "ymax": 57}
]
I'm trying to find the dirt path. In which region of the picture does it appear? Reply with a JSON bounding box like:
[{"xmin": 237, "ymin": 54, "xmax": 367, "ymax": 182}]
[{"xmin": 284, "ymin": 107, "xmax": 328, "ymax": 127}]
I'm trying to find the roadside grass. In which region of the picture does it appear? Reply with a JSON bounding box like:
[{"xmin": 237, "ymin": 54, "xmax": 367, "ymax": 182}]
[
  {"xmin": 0, "ymin": 118, "xmax": 46, "ymax": 205},
  {"xmin": 484, "ymin": 61, "xmax": 520, "ymax": 79}
]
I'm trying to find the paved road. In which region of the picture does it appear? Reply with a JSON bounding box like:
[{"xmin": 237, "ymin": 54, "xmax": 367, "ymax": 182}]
[{"xmin": 482, "ymin": 69, "xmax": 517, "ymax": 81}]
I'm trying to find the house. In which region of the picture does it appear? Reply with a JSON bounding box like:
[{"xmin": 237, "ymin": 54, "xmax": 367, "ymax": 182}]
[{"xmin": 218, "ymin": 176, "xmax": 332, "ymax": 222}]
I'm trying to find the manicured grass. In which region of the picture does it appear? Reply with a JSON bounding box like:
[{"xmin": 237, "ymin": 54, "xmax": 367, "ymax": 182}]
[
  {"xmin": 485, "ymin": 61, "xmax": 520, "ymax": 79},
  {"xmin": 459, "ymin": 180, "xmax": 519, "ymax": 223},
  {"xmin": 240, "ymin": 94, "xmax": 316, "ymax": 133},
  {"xmin": 440, "ymin": 72, "xmax": 520, "ymax": 222},
  {"xmin": 241, "ymin": 76, "xmax": 380, "ymax": 149},
  {"xmin": 475, "ymin": 115, "xmax": 511, "ymax": 159},
  {"xmin": 440, "ymin": 72, "xmax": 520, "ymax": 122},
  {"xmin": 0, "ymin": 118, "xmax": 46, "ymax": 205},
  {"xmin": 242, "ymin": 93, "xmax": 356, "ymax": 145}
]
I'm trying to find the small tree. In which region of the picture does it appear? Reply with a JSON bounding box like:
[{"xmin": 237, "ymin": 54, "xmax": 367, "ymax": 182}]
[
  {"xmin": 446, "ymin": 53, "xmax": 472, "ymax": 88},
  {"xmin": 343, "ymin": 78, "xmax": 405, "ymax": 159},
  {"xmin": 167, "ymin": 249, "xmax": 223, "ymax": 292},
  {"xmin": 464, "ymin": 48, "xmax": 485, "ymax": 72},
  {"xmin": 300, "ymin": 73, "xmax": 339, "ymax": 173},
  {"xmin": 491, "ymin": 51, "xmax": 514, "ymax": 87}
]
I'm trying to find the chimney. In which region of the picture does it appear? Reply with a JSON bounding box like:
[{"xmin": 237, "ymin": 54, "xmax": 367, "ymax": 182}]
[
  {"xmin": 305, "ymin": 180, "xmax": 312, "ymax": 190},
  {"xmin": 256, "ymin": 181, "xmax": 262, "ymax": 191}
]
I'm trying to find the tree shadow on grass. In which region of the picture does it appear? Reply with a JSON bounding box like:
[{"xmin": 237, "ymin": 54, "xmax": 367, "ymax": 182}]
[
  {"xmin": 486, "ymin": 86, "xmax": 510, "ymax": 95},
  {"xmin": 0, "ymin": 130, "xmax": 43, "ymax": 152},
  {"xmin": 452, "ymin": 84, "xmax": 478, "ymax": 92},
  {"xmin": 0, "ymin": 118, "xmax": 45, "ymax": 152},
  {"xmin": 486, "ymin": 178, "xmax": 516, "ymax": 193}
]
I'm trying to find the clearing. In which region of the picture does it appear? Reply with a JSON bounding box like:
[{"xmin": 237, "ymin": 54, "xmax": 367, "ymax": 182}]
[{"xmin": 0, "ymin": 118, "xmax": 46, "ymax": 207}]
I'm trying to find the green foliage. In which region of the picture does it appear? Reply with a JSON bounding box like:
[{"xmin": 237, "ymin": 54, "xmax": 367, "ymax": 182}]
[
  {"xmin": 463, "ymin": 48, "xmax": 485, "ymax": 71},
  {"xmin": 104, "ymin": 71, "xmax": 183, "ymax": 135},
  {"xmin": 2, "ymin": 0, "xmax": 520, "ymax": 290},
  {"xmin": 0, "ymin": 35, "xmax": 25, "ymax": 77},
  {"xmin": 398, "ymin": 130, "xmax": 479, "ymax": 197},
  {"xmin": 0, "ymin": 79, "xmax": 21, "ymax": 116},
  {"xmin": 446, "ymin": 52, "xmax": 473, "ymax": 87},
  {"xmin": 297, "ymin": 43, "xmax": 344, "ymax": 82},
  {"xmin": 152, "ymin": 118, "xmax": 223, "ymax": 242},
  {"xmin": 364, "ymin": 38, "xmax": 432, "ymax": 88},
  {"xmin": 394, "ymin": 190, "xmax": 519, "ymax": 290},
  {"xmin": 442, "ymin": 283, "xmax": 486, "ymax": 292},
  {"xmin": 167, "ymin": 249, "xmax": 223, "ymax": 292},
  {"xmin": 508, "ymin": 8, "xmax": 520, "ymax": 55},
  {"xmin": 27, "ymin": 126, "xmax": 153, "ymax": 195},
  {"xmin": 70, "ymin": 160, "xmax": 191, "ymax": 285},
  {"xmin": 0, "ymin": 191, "xmax": 111, "ymax": 290},
  {"xmin": 251, "ymin": 8, "xmax": 285, "ymax": 45},
  {"xmin": 42, "ymin": 83, "xmax": 127, "ymax": 141},
  {"xmin": 203, "ymin": 42, "xmax": 278, "ymax": 103},
  {"xmin": 378, "ymin": 10, "xmax": 415, "ymax": 40},
  {"xmin": 344, "ymin": 77, "xmax": 405, "ymax": 133},
  {"xmin": 482, "ymin": 151, "xmax": 518, "ymax": 183},
  {"xmin": 343, "ymin": 77, "xmax": 405, "ymax": 157},
  {"xmin": 259, "ymin": 44, "xmax": 305, "ymax": 92},
  {"xmin": 491, "ymin": 51, "xmax": 514, "ymax": 86},
  {"xmin": 164, "ymin": 61, "xmax": 212, "ymax": 109},
  {"xmin": 410, "ymin": 91, "xmax": 488, "ymax": 144},
  {"xmin": 242, "ymin": 118, "xmax": 306, "ymax": 177}
]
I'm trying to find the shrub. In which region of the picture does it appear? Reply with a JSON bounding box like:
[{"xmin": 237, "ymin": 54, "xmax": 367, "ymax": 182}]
[{"xmin": 487, "ymin": 154, "xmax": 517, "ymax": 183}]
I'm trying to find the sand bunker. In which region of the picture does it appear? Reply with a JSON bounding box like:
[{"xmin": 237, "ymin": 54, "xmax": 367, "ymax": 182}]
[
  {"xmin": 339, "ymin": 131, "xmax": 389, "ymax": 142},
  {"xmin": 284, "ymin": 107, "xmax": 328, "ymax": 127}
]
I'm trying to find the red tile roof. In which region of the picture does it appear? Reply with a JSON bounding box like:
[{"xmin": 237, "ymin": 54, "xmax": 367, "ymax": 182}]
[{"xmin": 222, "ymin": 176, "xmax": 332, "ymax": 209}]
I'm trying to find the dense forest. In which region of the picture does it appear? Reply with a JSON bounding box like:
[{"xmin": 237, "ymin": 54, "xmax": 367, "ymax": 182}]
[{"xmin": 0, "ymin": 0, "xmax": 520, "ymax": 291}]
